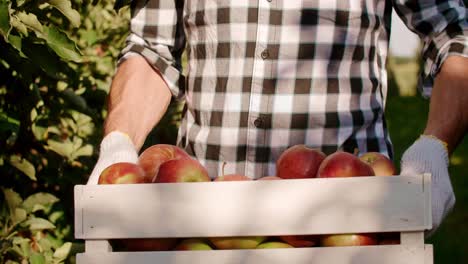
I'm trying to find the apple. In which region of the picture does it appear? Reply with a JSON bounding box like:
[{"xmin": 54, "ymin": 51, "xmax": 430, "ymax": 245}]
[
  {"xmin": 119, "ymin": 238, "xmax": 179, "ymax": 251},
  {"xmin": 154, "ymin": 158, "xmax": 211, "ymax": 183},
  {"xmin": 174, "ymin": 238, "xmax": 213, "ymax": 251},
  {"xmin": 214, "ymin": 174, "xmax": 252, "ymax": 181},
  {"xmin": 378, "ymin": 232, "xmax": 400, "ymax": 245},
  {"xmin": 316, "ymin": 151, "xmax": 375, "ymax": 178},
  {"xmin": 276, "ymin": 145, "xmax": 326, "ymax": 179},
  {"xmin": 138, "ymin": 144, "xmax": 190, "ymax": 182},
  {"xmin": 320, "ymin": 233, "xmax": 378, "ymax": 247},
  {"xmin": 257, "ymin": 176, "xmax": 282, "ymax": 180},
  {"xmin": 209, "ymin": 236, "xmax": 267, "ymax": 250},
  {"xmin": 98, "ymin": 162, "xmax": 147, "ymax": 184},
  {"xmin": 278, "ymin": 235, "xmax": 318, "ymax": 247},
  {"xmin": 359, "ymin": 152, "xmax": 397, "ymax": 176},
  {"xmin": 256, "ymin": 241, "xmax": 294, "ymax": 249}
]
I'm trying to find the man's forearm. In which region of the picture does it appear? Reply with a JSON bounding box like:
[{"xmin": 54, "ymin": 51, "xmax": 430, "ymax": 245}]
[
  {"xmin": 104, "ymin": 55, "xmax": 172, "ymax": 150},
  {"xmin": 424, "ymin": 55, "xmax": 468, "ymax": 154}
]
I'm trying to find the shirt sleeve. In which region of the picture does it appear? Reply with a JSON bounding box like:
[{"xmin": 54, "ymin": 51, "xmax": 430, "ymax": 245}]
[
  {"xmin": 118, "ymin": 0, "xmax": 186, "ymax": 100},
  {"xmin": 393, "ymin": 0, "xmax": 468, "ymax": 97}
]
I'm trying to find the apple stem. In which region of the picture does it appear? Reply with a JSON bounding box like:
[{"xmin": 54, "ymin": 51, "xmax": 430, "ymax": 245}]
[
  {"xmin": 353, "ymin": 148, "xmax": 360, "ymax": 156},
  {"xmin": 222, "ymin": 162, "xmax": 227, "ymax": 176}
]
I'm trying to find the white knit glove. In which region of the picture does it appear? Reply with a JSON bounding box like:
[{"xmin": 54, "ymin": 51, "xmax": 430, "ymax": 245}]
[
  {"xmin": 87, "ymin": 131, "xmax": 139, "ymax": 185},
  {"xmin": 400, "ymin": 135, "xmax": 456, "ymax": 237}
]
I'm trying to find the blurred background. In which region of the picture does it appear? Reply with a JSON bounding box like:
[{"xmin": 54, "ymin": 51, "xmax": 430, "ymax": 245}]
[{"xmin": 0, "ymin": 1, "xmax": 466, "ymax": 263}]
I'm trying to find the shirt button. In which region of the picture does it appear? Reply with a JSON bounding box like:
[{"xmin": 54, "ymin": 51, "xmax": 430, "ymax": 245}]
[
  {"xmin": 261, "ymin": 49, "xmax": 269, "ymax": 59},
  {"xmin": 254, "ymin": 118, "xmax": 264, "ymax": 128}
]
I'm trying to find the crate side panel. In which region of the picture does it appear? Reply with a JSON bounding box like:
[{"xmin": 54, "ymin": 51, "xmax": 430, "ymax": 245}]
[
  {"xmin": 79, "ymin": 175, "xmax": 429, "ymax": 239},
  {"xmin": 76, "ymin": 246, "xmax": 425, "ymax": 264}
]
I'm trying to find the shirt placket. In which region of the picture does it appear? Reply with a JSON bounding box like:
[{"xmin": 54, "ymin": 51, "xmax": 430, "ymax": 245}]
[{"xmin": 245, "ymin": 0, "xmax": 273, "ymax": 177}]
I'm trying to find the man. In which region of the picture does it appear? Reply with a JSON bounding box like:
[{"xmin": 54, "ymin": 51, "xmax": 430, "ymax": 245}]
[{"xmin": 88, "ymin": 1, "xmax": 467, "ymax": 235}]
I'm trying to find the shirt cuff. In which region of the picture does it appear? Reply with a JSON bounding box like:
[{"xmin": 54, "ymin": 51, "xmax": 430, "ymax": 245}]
[
  {"xmin": 118, "ymin": 41, "xmax": 186, "ymax": 100},
  {"xmin": 420, "ymin": 30, "xmax": 468, "ymax": 97}
]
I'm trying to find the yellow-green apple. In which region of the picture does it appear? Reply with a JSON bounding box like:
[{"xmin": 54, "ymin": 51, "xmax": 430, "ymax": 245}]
[
  {"xmin": 256, "ymin": 241, "xmax": 294, "ymax": 249},
  {"xmin": 316, "ymin": 151, "xmax": 375, "ymax": 178},
  {"xmin": 154, "ymin": 158, "xmax": 211, "ymax": 183},
  {"xmin": 359, "ymin": 152, "xmax": 397, "ymax": 176},
  {"xmin": 138, "ymin": 144, "xmax": 190, "ymax": 182},
  {"xmin": 278, "ymin": 235, "xmax": 318, "ymax": 247},
  {"xmin": 320, "ymin": 233, "xmax": 378, "ymax": 247},
  {"xmin": 174, "ymin": 238, "xmax": 213, "ymax": 251},
  {"xmin": 214, "ymin": 174, "xmax": 252, "ymax": 181},
  {"xmin": 276, "ymin": 145, "xmax": 326, "ymax": 179},
  {"xmin": 257, "ymin": 176, "xmax": 282, "ymax": 180},
  {"xmin": 209, "ymin": 236, "xmax": 267, "ymax": 250},
  {"xmin": 119, "ymin": 238, "xmax": 179, "ymax": 251},
  {"xmin": 98, "ymin": 162, "xmax": 147, "ymax": 184}
]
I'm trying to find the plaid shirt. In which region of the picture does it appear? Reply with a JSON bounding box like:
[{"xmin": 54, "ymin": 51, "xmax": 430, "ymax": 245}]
[{"xmin": 121, "ymin": 0, "xmax": 468, "ymax": 179}]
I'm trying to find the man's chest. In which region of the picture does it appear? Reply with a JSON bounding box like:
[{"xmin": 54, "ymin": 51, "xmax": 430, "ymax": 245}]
[{"xmin": 183, "ymin": 0, "xmax": 392, "ymax": 29}]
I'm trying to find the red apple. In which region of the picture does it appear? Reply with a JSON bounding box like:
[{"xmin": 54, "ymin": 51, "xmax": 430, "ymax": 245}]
[
  {"xmin": 278, "ymin": 235, "xmax": 318, "ymax": 247},
  {"xmin": 316, "ymin": 151, "xmax": 375, "ymax": 178},
  {"xmin": 138, "ymin": 144, "xmax": 190, "ymax": 182},
  {"xmin": 119, "ymin": 238, "xmax": 179, "ymax": 251},
  {"xmin": 209, "ymin": 236, "xmax": 267, "ymax": 250},
  {"xmin": 256, "ymin": 241, "xmax": 294, "ymax": 249},
  {"xmin": 257, "ymin": 176, "xmax": 282, "ymax": 180},
  {"xmin": 174, "ymin": 238, "xmax": 213, "ymax": 251},
  {"xmin": 214, "ymin": 174, "xmax": 252, "ymax": 181},
  {"xmin": 378, "ymin": 232, "xmax": 400, "ymax": 245},
  {"xmin": 359, "ymin": 152, "xmax": 397, "ymax": 176},
  {"xmin": 276, "ymin": 145, "xmax": 326, "ymax": 179},
  {"xmin": 98, "ymin": 162, "xmax": 147, "ymax": 184},
  {"xmin": 154, "ymin": 158, "xmax": 211, "ymax": 183},
  {"xmin": 320, "ymin": 233, "xmax": 378, "ymax": 247}
]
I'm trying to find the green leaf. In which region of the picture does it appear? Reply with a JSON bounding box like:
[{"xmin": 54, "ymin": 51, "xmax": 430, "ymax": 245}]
[
  {"xmin": 49, "ymin": 0, "xmax": 81, "ymax": 28},
  {"xmin": 7, "ymin": 34, "xmax": 24, "ymax": 57},
  {"xmin": 15, "ymin": 12, "xmax": 43, "ymax": 34},
  {"xmin": 49, "ymin": 211, "xmax": 64, "ymax": 224},
  {"xmin": 0, "ymin": 111, "xmax": 20, "ymax": 133},
  {"xmin": 42, "ymin": 26, "xmax": 81, "ymax": 62},
  {"xmin": 9, "ymin": 15, "xmax": 28, "ymax": 36},
  {"xmin": 9, "ymin": 155, "xmax": 36, "ymax": 181},
  {"xmin": 21, "ymin": 41, "xmax": 63, "ymax": 79},
  {"xmin": 53, "ymin": 242, "xmax": 71, "ymax": 261},
  {"xmin": 46, "ymin": 139, "xmax": 73, "ymax": 159},
  {"xmin": 72, "ymin": 144, "xmax": 93, "ymax": 160},
  {"xmin": 12, "ymin": 237, "xmax": 31, "ymax": 257},
  {"xmin": 0, "ymin": 0, "xmax": 10, "ymax": 38},
  {"xmin": 24, "ymin": 217, "xmax": 56, "ymax": 231},
  {"xmin": 23, "ymin": 193, "xmax": 59, "ymax": 213},
  {"xmin": 3, "ymin": 188, "xmax": 23, "ymax": 214},
  {"xmin": 12, "ymin": 208, "xmax": 27, "ymax": 225},
  {"xmin": 30, "ymin": 253, "xmax": 46, "ymax": 264}
]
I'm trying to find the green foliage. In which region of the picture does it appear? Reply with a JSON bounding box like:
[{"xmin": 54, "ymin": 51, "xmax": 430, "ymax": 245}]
[
  {"xmin": 1, "ymin": 1, "xmax": 182, "ymax": 261},
  {"xmin": 0, "ymin": 0, "xmax": 136, "ymax": 262}
]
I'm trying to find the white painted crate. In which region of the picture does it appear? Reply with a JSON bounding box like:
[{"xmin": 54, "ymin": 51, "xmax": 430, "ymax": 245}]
[{"xmin": 75, "ymin": 174, "xmax": 433, "ymax": 264}]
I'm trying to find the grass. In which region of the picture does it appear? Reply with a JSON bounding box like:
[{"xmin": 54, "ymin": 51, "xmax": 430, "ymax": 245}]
[{"xmin": 386, "ymin": 95, "xmax": 468, "ymax": 264}]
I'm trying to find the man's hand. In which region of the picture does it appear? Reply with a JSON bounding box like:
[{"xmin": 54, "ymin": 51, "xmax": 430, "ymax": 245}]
[
  {"xmin": 87, "ymin": 131, "xmax": 139, "ymax": 185},
  {"xmin": 400, "ymin": 135, "xmax": 455, "ymax": 237}
]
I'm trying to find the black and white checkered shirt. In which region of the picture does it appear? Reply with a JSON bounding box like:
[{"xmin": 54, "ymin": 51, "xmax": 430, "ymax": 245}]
[{"xmin": 121, "ymin": 0, "xmax": 468, "ymax": 179}]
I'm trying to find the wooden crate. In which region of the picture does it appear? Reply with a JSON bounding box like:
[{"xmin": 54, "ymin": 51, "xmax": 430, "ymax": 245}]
[{"xmin": 74, "ymin": 174, "xmax": 433, "ymax": 263}]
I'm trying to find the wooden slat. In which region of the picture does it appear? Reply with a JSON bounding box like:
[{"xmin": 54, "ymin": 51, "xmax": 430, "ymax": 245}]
[
  {"xmin": 76, "ymin": 245, "xmax": 425, "ymax": 264},
  {"xmin": 74, "ymin": 185, "xmax": 83, "ymax": 239},
  {"xmin": 75, "ymin": 174, "xmax": 431, "ymax": 239},
  {"xmin": 425, "ymin": 245, "xmax": 433, "ymax": 264}
]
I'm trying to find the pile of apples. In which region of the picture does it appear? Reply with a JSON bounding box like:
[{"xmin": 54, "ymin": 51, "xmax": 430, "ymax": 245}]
[{"xmin": 98, "ymin": 144, "xmax": 399, "ymax": 251}]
